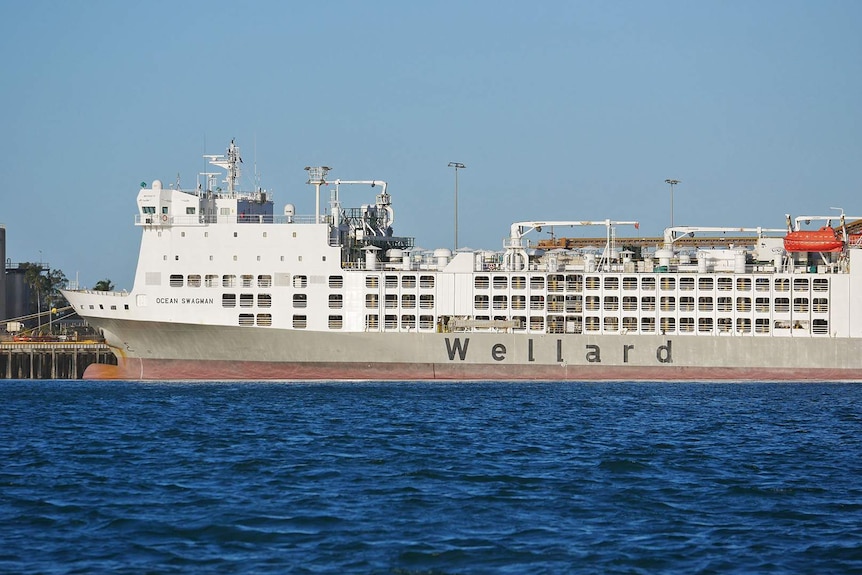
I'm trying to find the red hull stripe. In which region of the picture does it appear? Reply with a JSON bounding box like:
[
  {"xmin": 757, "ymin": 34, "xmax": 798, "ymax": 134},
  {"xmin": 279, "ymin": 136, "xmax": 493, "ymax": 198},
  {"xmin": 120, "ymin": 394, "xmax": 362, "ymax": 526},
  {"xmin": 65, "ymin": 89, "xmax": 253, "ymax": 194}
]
[{"xmin": 85, "ymin": 359, "xmax": 862, "ymax": 382}]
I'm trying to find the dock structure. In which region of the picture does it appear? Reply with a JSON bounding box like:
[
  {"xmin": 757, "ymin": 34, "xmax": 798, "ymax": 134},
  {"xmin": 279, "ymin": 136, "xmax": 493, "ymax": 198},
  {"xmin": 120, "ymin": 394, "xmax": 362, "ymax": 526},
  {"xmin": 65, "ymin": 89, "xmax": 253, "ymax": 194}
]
[{"xmin": 0, "ymin": 342, "xmax": 117, "ymax": 380}]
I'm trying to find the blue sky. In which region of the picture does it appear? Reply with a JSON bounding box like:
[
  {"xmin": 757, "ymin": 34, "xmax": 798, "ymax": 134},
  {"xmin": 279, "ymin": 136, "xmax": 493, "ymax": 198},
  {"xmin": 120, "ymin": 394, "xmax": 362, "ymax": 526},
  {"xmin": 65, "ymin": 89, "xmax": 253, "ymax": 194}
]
[{"xmin": 2, "ymin": 0, "xmax": 860, "ymax": 289}]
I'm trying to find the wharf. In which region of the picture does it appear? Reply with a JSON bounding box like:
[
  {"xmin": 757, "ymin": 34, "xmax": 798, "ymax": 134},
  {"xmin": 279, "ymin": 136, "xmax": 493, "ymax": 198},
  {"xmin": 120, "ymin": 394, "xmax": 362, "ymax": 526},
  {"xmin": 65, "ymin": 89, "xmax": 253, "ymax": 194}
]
[{"xmin": 0, "ymin": 342, "xmax": 117, "ymax": 380}]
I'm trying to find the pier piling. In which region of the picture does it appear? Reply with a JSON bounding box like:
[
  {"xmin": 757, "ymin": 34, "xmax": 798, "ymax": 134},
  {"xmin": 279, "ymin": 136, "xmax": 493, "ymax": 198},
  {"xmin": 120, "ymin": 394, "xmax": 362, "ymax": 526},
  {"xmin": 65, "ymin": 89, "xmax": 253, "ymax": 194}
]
[{"xmin": 0, "ymin": 342, "xmax": 117, "ymax": 379}]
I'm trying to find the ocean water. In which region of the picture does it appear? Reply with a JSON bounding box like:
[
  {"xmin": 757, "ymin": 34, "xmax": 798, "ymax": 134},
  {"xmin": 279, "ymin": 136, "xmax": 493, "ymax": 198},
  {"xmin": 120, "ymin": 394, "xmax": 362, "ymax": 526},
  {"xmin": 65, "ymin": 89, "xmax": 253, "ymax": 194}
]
[{"xmin": 1, "ymin": 381, "xmax": 861, "ymax": 574}]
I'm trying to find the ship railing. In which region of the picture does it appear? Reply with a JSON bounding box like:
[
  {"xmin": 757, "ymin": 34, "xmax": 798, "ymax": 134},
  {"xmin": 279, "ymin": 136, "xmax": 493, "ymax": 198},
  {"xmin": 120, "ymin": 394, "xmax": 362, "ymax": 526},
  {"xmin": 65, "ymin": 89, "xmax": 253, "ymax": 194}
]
[
  {"xmin": 135, "ymin": 214, "xmax": 322, "ymax": 226},
  {"xmin": 71, "ymin": 289, "xmax": 129, "ymax": 297}
]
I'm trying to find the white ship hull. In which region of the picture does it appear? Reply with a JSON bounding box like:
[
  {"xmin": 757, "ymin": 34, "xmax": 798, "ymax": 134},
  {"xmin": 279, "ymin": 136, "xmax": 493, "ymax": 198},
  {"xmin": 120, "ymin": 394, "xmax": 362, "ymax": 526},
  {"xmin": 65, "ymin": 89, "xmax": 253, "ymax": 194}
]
[{"xmin": 66, "ymin": 316, "xmax": 862, "ymax": 381}]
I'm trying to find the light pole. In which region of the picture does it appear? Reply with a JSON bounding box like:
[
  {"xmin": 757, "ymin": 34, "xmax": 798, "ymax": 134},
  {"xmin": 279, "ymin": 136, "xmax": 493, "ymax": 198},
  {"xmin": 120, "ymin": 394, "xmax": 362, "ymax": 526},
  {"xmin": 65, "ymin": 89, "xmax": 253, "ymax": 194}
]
[
  {"xmin": 665, "ymin": 179, "xmax": 681, "ymax": 229},
  {"xmin": 448, "ymin": 162, "xmax": 466, "ymax": 251}
]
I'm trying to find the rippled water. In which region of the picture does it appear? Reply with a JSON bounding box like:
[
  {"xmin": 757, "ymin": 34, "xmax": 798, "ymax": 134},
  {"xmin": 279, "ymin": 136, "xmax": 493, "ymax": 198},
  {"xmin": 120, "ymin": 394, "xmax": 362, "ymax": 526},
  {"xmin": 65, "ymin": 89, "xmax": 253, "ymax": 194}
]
[{"xmin": 2, "ymin": 381, "xmax": 861, "ymax": 574}]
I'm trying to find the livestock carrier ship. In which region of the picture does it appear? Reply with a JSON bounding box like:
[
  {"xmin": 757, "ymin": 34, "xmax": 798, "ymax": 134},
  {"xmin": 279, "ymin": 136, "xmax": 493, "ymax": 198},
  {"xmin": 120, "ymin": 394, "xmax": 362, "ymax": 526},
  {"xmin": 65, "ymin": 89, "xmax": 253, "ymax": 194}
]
[{"xmin": 63, "ymin": 141, "xmax": 862, "ymax": 380}]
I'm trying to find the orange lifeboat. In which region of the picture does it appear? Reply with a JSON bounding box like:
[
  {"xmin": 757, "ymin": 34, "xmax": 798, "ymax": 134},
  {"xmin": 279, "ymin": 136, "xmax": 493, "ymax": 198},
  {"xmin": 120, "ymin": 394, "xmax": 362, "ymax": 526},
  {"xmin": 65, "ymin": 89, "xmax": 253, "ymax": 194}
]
[
  {"xmin": 849, "ymin": 233, "xmax": 862, "ymax": 247},
  {"xmin": 783, "ymin": 226, "xmax": 844, "ymax": 252}
]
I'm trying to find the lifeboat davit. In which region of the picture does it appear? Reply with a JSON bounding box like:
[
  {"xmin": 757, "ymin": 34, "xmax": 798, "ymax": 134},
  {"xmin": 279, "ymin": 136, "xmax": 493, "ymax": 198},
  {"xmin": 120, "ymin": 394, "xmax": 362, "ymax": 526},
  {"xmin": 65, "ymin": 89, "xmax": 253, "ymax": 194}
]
[{"xmin": 783, "ymin": 226, "xmax": 844, "ymax": 253}]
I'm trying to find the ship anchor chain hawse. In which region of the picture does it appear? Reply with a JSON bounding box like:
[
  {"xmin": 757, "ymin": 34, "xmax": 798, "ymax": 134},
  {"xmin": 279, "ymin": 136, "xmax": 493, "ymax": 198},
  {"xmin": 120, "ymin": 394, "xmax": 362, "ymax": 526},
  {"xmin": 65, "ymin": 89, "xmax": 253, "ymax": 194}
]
[{"xmin": 63, "ymin": 141, "xmax": 862, "ymax": 380}]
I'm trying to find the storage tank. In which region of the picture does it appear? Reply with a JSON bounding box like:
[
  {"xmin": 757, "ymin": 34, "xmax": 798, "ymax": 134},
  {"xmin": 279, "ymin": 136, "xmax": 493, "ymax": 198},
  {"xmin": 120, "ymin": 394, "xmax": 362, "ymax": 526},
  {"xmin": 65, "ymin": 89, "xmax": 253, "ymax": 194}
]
[{"xmin": 5, "ymin": 266, "xmax": 29, "ymax": 323}]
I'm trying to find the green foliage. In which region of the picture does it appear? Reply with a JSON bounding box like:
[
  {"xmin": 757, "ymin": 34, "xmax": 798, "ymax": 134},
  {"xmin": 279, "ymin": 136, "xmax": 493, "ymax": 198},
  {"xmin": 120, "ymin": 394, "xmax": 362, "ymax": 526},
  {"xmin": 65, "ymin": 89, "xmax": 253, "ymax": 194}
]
[
  {"xmin": 93, "ymin": 279, "xmax": 114, "ymax": 291},
  {"xmin": 19, "ymin": 262, "xmax": 68, "ymax": 313}
]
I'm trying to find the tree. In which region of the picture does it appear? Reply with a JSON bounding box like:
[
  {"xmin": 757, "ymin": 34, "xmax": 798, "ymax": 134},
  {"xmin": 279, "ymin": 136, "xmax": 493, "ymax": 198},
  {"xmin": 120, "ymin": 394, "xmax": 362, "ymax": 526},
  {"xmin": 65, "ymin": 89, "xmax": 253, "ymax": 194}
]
[
  {"xmin": 93, "ymin": 279, "xmax": 114, "ymax": 291},
  {"xmin": 20, "ymin": 263, "xmax": 69, "ymax": 330}
]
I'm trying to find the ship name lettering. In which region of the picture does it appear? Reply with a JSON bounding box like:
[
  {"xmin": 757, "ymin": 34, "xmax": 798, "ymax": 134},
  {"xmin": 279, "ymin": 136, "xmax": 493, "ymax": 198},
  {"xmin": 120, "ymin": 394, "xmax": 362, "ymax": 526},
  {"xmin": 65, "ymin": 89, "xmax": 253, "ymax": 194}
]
[
  {"xmin": 155, "ymin": 297, "xmax": 215, "ymax": 305},
  {"xmin": 443, "ymin": 338, "xmax": 674, "ymax": 364},
  {"xmin": 181, "ymin": 297, "xmax": 214, "ymax": 305},
  {"xmin": 656, "ymin": 340, "xmax": 673, "ymax": 363},
  {"xmin": 445, "ymin": 337, "xmax": 470, "ymax": 361},
  {"xmin": 491, "ymin": 343, "xmax": 506, "ymax": 361}
]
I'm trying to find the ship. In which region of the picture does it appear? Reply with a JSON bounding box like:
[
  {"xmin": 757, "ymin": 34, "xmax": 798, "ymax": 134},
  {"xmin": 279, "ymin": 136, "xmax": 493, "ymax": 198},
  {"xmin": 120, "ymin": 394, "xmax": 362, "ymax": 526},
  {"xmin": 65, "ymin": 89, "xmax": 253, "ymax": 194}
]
[{"xmin": 63, "ymin": 141, "xmax": 862, "ymax": 381}]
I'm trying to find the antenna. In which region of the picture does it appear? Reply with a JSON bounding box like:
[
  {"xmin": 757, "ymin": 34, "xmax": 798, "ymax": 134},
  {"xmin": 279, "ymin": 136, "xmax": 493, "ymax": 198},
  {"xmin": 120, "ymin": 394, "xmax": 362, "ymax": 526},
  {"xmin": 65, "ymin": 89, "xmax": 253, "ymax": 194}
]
[{"xmin": 254, "ymin": 134, "xmax": 260, "ymax": 190}]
